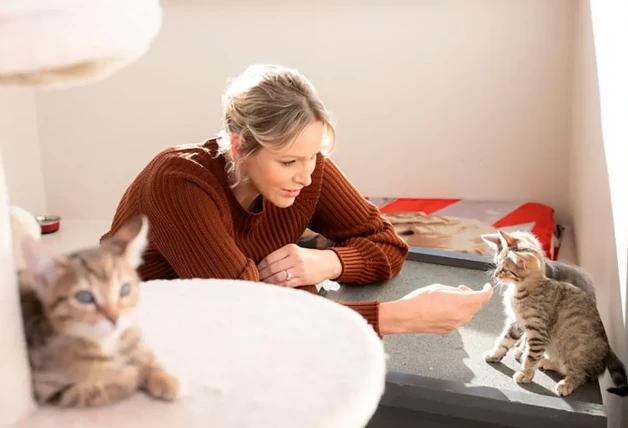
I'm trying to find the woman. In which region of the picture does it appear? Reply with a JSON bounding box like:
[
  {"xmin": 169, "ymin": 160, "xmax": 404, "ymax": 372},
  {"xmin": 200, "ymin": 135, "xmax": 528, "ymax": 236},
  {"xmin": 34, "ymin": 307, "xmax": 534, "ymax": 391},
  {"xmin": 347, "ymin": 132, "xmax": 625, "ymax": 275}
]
[{"xmin": 101, "ymin": 64, "xmax": 493, "ymax": 337}]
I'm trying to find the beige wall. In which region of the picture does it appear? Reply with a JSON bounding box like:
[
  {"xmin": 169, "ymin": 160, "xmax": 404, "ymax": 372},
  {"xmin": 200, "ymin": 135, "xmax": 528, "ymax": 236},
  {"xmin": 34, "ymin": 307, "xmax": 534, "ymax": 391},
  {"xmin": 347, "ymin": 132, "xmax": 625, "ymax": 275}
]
[
  {"xmin": 570, "ymin": 1, "xmax": 627, "ymax": 426},
  {"xmin": 0, "ymin": 89, "xmax": 46, "ymax": 215},
  {"xmin": 35, "ymin": 0, "xmax": 574, "ymax": 223}
]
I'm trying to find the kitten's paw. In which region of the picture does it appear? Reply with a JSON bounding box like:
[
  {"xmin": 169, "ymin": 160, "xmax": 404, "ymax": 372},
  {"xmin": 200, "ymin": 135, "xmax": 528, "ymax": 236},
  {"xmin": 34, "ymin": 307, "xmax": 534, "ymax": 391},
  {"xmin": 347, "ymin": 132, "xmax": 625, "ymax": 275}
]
[
  {"xmin": 59, "ymin": 367, "xmax": 139, "ymax": 408},
  {"xmin": 513, "ymin": 370, "xmax": 534, "ymax": 384},
  {"xmin": 556, "ymin": 379, "xmax": 575, "ymax": 396},
  {"xmin": 146, "ymin": 370, "xmax": 179, "ymax": 401},
  {"xmin": 59, "ymin": 383, "xmax": 109, "ymax": 408},
  {"xmin": 484, "ymin": 349, "xmax": 504, "ymax": 363}
]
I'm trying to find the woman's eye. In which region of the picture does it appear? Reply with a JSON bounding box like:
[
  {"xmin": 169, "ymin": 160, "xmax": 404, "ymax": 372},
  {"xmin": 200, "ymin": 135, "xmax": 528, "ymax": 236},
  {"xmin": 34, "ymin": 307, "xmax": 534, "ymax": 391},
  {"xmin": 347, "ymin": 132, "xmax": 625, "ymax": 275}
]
[
  {"xmin": 281, "ymin": 160, "xmax": 295, "ymax": 166},
  {"xmin": 120, "ymin": 283, "xmax": 131, "ymax": 297},
  {"xmin": 75, "ymin": 290, "xmax": 95, "ymax": 304}
]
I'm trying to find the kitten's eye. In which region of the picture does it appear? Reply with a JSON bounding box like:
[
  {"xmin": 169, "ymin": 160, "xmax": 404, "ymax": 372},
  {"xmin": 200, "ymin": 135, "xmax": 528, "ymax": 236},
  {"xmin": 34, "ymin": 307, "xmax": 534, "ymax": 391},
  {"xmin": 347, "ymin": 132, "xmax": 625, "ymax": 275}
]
[
  {"xmin": 74, "ymin": 290, "xmax": 95, "ymax": 304},
  {"xmin": 120, "ymin": 283, "xmax": 131, "ymax": 297}
]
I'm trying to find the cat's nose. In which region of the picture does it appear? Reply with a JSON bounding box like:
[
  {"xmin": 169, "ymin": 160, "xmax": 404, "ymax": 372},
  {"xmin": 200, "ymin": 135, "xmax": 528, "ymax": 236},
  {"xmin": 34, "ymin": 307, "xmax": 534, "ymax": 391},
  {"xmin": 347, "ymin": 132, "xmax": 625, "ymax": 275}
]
[
  {"xmin": 107, "ymin": 314, "xmax": 119, "ymax": 326},
  {"xmin": 102, "ymin": 307, "xmax": 119, "ymax": 326}
]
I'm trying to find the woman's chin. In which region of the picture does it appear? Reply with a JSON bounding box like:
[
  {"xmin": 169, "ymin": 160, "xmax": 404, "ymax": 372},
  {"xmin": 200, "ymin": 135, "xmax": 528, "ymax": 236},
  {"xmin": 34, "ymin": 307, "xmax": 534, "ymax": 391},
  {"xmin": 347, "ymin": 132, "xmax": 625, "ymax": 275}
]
[{"xmin": 269, "ymin": 194, "xmax": 297, "ymax": 208}]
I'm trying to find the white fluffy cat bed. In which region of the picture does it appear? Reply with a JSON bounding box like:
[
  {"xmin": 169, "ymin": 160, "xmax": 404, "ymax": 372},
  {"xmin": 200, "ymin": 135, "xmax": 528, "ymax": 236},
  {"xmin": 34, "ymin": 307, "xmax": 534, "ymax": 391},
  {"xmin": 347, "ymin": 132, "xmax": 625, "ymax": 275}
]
[{"xmin": 0, "ymin": 1, "xmax": 389, "ymax": 427}]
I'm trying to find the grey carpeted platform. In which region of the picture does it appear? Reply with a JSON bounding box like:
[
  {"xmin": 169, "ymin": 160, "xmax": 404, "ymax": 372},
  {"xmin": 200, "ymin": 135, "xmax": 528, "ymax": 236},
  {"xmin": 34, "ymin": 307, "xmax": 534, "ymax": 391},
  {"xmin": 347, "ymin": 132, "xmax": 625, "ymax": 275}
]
[{"xmin": 326, "ymin": 260, "xmax": 603, "ymax": 406}]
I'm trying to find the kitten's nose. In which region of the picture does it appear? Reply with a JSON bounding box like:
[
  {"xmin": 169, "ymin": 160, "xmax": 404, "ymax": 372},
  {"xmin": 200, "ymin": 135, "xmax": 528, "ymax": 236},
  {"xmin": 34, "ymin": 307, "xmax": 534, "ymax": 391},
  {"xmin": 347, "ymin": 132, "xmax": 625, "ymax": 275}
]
[{"xmin": 102, "ymin": 307, "xmax": 119, "ymax": 326}]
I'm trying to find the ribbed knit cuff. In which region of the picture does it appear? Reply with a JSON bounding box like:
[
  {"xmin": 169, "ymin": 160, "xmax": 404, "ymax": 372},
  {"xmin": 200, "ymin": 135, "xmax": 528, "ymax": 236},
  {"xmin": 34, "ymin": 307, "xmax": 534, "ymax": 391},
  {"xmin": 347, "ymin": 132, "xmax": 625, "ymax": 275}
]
[
  {"xmin": 296, "ymin": 285, "xmax": 318, "ymax": 295},
  {"xmin": 330, "ymin": 246, "xmax": 364, "ymax": 283},
  {"xmin": 342, "ymin": 301, "xmax": 381, "ymax": 338}
]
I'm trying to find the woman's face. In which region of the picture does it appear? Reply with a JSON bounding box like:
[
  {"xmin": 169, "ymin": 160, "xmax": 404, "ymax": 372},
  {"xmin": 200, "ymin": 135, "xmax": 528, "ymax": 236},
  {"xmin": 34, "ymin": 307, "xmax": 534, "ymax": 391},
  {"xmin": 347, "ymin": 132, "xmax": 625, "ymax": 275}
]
[{"xmin": 240, "ymin": 121, "xmax": 324, "ymax": 209}]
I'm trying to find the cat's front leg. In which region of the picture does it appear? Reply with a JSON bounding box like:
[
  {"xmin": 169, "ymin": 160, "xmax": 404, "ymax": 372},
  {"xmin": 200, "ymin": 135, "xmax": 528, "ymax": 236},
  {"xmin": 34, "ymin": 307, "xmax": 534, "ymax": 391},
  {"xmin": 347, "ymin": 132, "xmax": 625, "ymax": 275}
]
[
  {"xmin": 514, "ymin": 333, "xmax": 527, "ymax": 363},
  {"xmin": 143, "ymin": 363, "xmax": 180, "ymax": 401},
  {"xmin": 485, "ymin": 320, "xmax": 523, "ymax": 363},
  {"xmin": 513, "ymin": 331, "xmax": 549, "ymax": 384},
  {"xmin": 124, "ymin": 333, "xmax": 179, "ymax": 402},
  {"xmin": 59, "ymin": 365, "xmax": 140, "ymax": 408}
]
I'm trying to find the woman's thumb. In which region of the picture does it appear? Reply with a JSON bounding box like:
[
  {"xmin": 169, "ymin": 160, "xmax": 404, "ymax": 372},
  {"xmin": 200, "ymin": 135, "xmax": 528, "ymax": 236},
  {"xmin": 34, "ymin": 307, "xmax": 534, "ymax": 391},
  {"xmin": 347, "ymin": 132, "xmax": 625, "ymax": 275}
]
[{"xmin": 479, "ymin": 283, "xmax": 494, "ymax": 299}]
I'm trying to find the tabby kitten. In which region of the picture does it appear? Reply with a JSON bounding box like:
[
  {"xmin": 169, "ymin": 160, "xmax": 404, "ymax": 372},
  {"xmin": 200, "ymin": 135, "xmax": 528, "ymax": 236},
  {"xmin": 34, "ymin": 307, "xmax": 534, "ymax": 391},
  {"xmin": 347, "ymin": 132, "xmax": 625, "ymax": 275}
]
[
  {"xmin": 482, "ymin": 231, "xmax": 598, "ymax": 364},
  {"xmin": 481, "ymin": 230, "xmax": 628, "ymax": 397},
  {"xmin": 19, "ymin": 215, "xmax": 179, "ymax": 407}
]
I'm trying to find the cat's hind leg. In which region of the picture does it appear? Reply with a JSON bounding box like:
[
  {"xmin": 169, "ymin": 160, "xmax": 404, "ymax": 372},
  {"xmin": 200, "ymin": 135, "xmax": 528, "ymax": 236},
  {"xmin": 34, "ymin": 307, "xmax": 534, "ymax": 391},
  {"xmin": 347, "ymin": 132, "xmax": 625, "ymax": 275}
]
[
  {"xmin": 555, "ymin": 371, "xmax": 588, "ymax": 396},
  {"xmin": 485, "ymin": 321, "xmax": 523, "ymax": 363}
]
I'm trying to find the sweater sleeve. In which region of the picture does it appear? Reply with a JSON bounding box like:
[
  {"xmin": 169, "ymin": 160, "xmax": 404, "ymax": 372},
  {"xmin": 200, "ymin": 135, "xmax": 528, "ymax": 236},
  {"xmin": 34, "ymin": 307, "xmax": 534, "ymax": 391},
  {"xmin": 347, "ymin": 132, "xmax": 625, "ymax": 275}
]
[
  {"xmin": 141, "ymin": 164, "xmax": 259, "ymax": 281},
  {"xmin": 299, "ymin": 285, "xmax": 381, "ymax": 337},
  {"xmin": 308, "ymin": 158, "xmax": 409, "ymax": 285}
]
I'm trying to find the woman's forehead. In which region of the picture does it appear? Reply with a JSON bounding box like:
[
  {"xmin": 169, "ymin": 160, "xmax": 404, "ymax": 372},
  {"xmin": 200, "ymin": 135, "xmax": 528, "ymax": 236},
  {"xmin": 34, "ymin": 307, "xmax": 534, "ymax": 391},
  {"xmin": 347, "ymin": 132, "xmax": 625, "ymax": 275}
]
[{"xmin": 274, "ymin": 122, "xmax": 325, "ymax": 156}]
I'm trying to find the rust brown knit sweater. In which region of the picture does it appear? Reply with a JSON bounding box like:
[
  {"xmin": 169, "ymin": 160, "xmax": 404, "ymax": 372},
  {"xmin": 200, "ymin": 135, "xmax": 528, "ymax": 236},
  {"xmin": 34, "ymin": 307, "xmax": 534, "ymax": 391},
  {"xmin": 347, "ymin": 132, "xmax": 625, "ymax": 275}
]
[{"xmin": 101, "ymin": 138, "xmax": 409, "ymax": 335}]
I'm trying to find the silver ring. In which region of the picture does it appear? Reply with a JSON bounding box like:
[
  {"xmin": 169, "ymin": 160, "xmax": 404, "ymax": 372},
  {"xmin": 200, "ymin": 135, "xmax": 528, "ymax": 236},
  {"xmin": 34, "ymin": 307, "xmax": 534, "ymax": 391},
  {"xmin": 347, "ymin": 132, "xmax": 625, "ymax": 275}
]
[{"xmin": 285, "ymin": 270, "xmax": 292, "ymax": 281}]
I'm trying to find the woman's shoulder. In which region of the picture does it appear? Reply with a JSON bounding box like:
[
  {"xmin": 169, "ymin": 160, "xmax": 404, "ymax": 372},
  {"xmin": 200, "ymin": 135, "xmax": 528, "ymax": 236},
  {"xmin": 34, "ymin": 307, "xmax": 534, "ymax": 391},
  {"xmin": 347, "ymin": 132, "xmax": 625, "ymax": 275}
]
[
  {"xmin": 147, "ymin": 138, "xmax": 224, "ymax": 178},
  {"xmin": 141, "ymin": 137, "xmax": 231, "ymax": 198}
]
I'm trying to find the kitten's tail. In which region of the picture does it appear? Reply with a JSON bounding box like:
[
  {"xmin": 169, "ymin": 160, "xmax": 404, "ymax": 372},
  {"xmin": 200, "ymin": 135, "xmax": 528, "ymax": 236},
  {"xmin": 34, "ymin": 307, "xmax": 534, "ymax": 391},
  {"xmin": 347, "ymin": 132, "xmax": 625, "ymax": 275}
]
[{"xmin": 605, "ymin": 348, "xmax": 628, "ymax": 397}]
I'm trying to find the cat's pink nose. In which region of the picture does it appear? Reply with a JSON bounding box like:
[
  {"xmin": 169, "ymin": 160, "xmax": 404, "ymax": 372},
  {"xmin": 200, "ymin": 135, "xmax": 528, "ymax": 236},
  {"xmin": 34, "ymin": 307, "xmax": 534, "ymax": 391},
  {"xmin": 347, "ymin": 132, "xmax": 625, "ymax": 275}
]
[{"xmin": 102, "ymin": 307, "xmax": 119, "ymax": 326}]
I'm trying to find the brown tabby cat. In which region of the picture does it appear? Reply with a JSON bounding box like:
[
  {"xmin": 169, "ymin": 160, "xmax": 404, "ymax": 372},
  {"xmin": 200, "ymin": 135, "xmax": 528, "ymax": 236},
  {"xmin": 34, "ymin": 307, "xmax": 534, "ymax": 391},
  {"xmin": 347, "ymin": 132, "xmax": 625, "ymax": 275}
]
[
  {"xmin": 18, "ymin": 215, "xmax": 179, "ymax": 407},
  {"xmin": 481, "ymin": 230, "xmax": 628, "ymax": 397}
]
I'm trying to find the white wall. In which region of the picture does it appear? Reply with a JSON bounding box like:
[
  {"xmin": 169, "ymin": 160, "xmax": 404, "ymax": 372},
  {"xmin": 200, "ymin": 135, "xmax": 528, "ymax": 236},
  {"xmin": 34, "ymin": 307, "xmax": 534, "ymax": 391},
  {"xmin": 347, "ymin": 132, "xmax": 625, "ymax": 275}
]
[
  {"xmin": 35, "ymin": 0, "xmax": 574, "ymax": 223},
  {"xmin": 0, "ymin": 89, "xmax": 46, "ymax": 215},
  {"xmin": 570, "ymin": 1, "xmax": 627, "ymax": 426}
]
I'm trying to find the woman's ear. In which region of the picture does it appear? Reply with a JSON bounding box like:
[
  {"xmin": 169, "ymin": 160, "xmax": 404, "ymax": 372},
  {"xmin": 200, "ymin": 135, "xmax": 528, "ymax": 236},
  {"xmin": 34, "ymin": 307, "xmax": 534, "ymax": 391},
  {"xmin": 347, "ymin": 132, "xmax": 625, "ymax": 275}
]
[{"xmin": 229, "ymin": 134, "xmax": 243, "ymax": 159}]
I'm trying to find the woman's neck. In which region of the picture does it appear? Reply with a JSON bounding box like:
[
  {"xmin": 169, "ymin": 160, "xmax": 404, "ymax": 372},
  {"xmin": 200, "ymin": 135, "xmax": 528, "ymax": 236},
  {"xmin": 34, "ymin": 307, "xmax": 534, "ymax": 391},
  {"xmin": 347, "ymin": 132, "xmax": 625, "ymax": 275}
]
[{"xmin": 232, "ymin": 181, "xmax": 261, "ymax": 212}]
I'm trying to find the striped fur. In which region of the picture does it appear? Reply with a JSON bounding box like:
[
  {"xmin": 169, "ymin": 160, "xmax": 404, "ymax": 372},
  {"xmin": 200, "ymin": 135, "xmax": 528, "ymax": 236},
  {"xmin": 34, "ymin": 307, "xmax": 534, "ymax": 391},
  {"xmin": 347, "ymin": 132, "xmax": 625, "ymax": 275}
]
[
  {"xmin": 18, "ymin": 215, "xmax": 179, "ymax": 407},
  {"xmin": 481, "ymin": 230, "xmax": 628, "ymax": 397}
]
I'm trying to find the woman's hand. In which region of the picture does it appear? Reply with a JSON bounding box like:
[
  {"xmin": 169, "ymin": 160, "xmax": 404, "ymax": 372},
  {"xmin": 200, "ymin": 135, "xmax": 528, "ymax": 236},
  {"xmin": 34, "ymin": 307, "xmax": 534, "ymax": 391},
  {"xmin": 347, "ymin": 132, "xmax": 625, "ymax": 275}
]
[
  {"xmin": 257, "ymin": 244, "xmax": 342, "ymax": 287},
  {"xmin": 379, "ymin": 283, "xmax": 494, "ymax": 335}
]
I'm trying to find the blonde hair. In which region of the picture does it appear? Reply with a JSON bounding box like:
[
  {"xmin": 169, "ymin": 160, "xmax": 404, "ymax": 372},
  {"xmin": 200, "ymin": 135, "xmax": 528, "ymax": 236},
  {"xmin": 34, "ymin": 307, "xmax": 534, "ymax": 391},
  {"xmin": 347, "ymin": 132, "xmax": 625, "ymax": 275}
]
[{"xmin": 217, "ymin": 64, "xmax": 336, "ymax": 187}]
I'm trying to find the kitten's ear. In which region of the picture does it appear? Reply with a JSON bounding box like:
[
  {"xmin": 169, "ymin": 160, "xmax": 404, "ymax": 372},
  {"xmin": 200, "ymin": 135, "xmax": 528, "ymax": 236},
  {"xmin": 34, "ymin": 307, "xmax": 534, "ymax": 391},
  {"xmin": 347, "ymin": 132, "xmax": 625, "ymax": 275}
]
[
  {"xmin": 498, "ymin": 230, "xmax": 517, "ymax": 248},
  {"xmin": 481, "ymin": 233, "xmax": 502, "ymax": 250},
  {"xmin": 109, "ymin": 215, "xmax": 149, "ymax": 268},
  {"xmin": 21, "ymin": 236, "xmax": 69, "ymax": 292},
  {"xmin": 509, "ymin": 251, "xmax": 538, "ymax": 270},
  {"xmin": 508, "ymin": 252, "xmax": 526, "ymax": 269}
]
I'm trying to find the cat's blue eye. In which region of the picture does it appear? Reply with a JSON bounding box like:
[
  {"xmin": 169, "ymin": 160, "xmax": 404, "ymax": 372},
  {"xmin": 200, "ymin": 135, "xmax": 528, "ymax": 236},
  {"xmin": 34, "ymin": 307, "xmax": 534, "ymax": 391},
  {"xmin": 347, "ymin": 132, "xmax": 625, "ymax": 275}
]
[
  {"xmin": 74, "ymin": 290, "xmax": 95, "ymax": 304},
  {"xmin": 120, "ymin": 283, "xmax": 131, "ymax": 297}
]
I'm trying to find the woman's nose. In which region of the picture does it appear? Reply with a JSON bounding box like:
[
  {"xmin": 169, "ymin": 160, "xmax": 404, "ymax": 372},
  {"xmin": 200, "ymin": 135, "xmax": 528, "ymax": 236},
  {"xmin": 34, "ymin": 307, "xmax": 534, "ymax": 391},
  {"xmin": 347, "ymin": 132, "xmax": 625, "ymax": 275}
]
[{"xmin": 295, "ymin": 167, "xmax": 312, "ymax": 187}]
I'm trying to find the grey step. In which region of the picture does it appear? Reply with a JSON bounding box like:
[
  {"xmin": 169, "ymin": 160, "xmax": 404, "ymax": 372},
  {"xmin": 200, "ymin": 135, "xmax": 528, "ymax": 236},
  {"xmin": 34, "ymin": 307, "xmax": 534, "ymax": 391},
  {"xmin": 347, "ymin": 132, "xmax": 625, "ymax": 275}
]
[{"xmin": 324, "ymin": 259, "xmax": 607, "ymax": 428}]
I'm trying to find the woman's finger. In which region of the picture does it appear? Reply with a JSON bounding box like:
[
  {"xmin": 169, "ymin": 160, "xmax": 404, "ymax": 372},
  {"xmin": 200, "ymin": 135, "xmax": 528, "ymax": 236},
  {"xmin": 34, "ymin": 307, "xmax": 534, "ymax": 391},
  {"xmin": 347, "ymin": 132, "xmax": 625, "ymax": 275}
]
[
  {"xmin": 277, "ymin": 276, "xmax": 301, "ymax": 288},
  {"xmin": 262, "ymin": 267, "xmax": 299, "ymax": 285},
  {"xmin": 257, "ymin": 247, "xmax": 290, "ymax": 273},
  {"xmin": 258, "ymin": 256, "xmax": 294, "ymax": 280}
]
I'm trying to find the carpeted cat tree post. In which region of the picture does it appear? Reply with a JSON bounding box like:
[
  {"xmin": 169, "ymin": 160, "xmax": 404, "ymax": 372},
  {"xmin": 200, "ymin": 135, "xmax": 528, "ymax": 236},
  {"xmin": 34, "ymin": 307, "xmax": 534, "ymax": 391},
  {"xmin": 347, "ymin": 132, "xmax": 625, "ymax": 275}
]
[{"xmin": 0, "ymin": 2, "xmax": 386, "ymax": 427}]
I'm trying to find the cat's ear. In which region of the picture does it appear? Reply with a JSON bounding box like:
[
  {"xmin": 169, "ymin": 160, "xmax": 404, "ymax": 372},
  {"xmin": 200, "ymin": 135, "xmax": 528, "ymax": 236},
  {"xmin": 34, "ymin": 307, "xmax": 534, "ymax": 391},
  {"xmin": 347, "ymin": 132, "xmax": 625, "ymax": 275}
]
[
  {"xmin": 508, "ymin": 251, "xmax": 526, "ymax": 269},
  {"xmin": 21, "ymin": 236, "xmax": 69, "ymax": 293},
  {"xmin": 109, "ymin": 215, "xmax": 149, "ymax": 268},
  {"xmin": 498, "ymin": 230, "xmax": 517, "ymax": 248},
  {"xmin": 481, "ymin": 233, "xmax": 502, "ymax": 250},
  {"xmin": 509, "ymin": 251, "xmax": 538, "ymax": 270}
]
